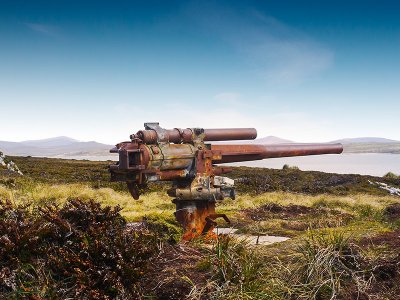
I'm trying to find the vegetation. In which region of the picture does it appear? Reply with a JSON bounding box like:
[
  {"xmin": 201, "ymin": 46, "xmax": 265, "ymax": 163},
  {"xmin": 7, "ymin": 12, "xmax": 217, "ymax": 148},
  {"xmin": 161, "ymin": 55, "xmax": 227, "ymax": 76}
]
[
  {"xmin": 384, "ymin": 172, "xmax": 400, "ymax": 179},
  {"xmin": 0, "ymin": 156, "xmax": 400, "ymax": 299},
  {"xmin": 0, "ymin": 198, "xmax": 159, "ymax": 299},
  {"xmin": 343, "ymin": 142, "xmax": 400, "ymax": 154}
]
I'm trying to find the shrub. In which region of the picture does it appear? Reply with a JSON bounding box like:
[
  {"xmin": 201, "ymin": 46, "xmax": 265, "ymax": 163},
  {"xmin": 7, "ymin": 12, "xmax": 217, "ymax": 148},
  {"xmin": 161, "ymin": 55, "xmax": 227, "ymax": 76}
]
[
  {"xmin": 282, "ymin": 164, "xmax": 300, "ymax": 171},
  {"xmin": 384, "ymin": 172, "xmax": 399, "ymax": 179},
  {"xmin": 0, "ymin": 198, "xmax": 159, "ymax": 299}
]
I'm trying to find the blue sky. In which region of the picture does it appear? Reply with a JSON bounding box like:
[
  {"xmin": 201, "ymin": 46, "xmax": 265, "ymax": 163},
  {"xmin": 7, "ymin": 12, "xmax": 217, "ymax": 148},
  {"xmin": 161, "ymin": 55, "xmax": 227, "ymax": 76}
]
[{"xmin": 1, "ymin": 0, "xmax": 399, "ymax": 144}]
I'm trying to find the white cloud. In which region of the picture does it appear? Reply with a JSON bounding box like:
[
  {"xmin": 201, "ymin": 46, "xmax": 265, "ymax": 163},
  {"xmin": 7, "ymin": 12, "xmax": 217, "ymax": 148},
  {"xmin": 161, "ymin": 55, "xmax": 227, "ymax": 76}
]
[
  {"xmin": 24, "ymin": 22, "xmax": 58, "ymax": 37},
  {"xmin": 190, "ymin": 5, "xmax": 333, "ymax": 84}
]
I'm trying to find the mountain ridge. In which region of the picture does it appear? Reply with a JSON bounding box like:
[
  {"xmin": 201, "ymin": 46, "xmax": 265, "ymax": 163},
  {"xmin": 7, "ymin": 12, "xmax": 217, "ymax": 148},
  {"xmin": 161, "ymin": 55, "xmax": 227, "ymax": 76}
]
[
  {"xmin": 1, "ymin": 135, "xmax": 400, "ymax": 158},
  {"xmin": 0, "ymin": 136, "xmax": 113, "ymax": 157},
  {"xmin": 330, "ymin": 137, "xmax": 400, "ymax": 144}
]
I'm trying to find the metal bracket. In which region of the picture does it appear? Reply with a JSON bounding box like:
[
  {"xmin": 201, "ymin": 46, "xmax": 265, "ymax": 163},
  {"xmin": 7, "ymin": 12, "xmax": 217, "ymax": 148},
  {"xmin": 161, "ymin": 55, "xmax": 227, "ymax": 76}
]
[
  {"xmin": 202, "ymin": 213, "xmax": 231, "ymax": 234},
  {"xmin": 144, "ymin": 122, "xmax": 167, "ymax": 143}
]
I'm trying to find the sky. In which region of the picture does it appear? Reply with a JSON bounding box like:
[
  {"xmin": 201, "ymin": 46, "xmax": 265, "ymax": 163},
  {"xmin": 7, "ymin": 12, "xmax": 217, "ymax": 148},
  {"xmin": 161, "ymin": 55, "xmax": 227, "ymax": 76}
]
[{"xmin": 0, "ymin": 0, "xmax": 399, "ymax": 144}]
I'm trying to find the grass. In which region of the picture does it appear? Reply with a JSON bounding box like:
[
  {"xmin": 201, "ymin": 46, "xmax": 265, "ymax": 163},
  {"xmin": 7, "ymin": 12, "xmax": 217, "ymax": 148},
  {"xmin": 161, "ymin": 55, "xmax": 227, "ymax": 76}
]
[
  {"xmin": 0, "ymin": 180, "xmax": 173, "ymax": 221},
  {"xmin": 1, "ymin": 156, "xmax": 400, "ymax": 299},
  {"xmin": 2, "ymin": 178, "xmax": 398, "ymax": 224},
  {"xmin": 218, "ymin": 192, "xmax": 398, "ymax": 238},
  {"xmin": 193, "ymin": 229, "xmax": 376, "ymax": 300},
  {"xmin": 1, "ymin": 175, "xmax": 399, "ymax": 241},
  {"xmin": 270, "ymin": 230, "xmax": 370, "ymax": 300}
]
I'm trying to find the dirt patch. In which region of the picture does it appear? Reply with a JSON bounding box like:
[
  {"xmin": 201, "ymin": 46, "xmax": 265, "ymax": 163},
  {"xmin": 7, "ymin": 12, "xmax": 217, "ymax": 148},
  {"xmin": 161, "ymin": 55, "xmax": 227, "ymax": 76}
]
[
  {"xmin": 383, "ymin": 203, "xmax": 400, "ymax": 221},
  {"xmin": 358, "ymin": 229, "xmax": 400, "ymax": 250},
  {"xmin": 139, "ymin": 243, "xmax": 212, "ymax": 299},
  {"xmin": 243, "ymin": 203, "xmax": 351, "ymax": 222},
  {"xmin": 243, "ymin": 203, "xmax": 318, "ymax": 221},
  {"xmin": 239, "ymin": 203, "xmax": 354, "ymax": 235},
  {"xmin": 356, "ymin": 230, "xmax": 400, "ymax": 300}
]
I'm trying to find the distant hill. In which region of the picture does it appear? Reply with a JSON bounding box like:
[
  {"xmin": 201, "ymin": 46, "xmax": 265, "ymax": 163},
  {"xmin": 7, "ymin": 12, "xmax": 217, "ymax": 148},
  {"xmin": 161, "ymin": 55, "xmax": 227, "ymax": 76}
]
[
  {"xmin": 1, "ymin": 135, "xmax": 400, "ymax": 159},
  {"xmin": 0, "ymin": 136, "xmax": 113, "ymax": 158},
  {"xmin": 329, "ymin": 137, "xmax": 400, "ymax": 154},
  {"xmin": 21, "ymin": 136, "xmax": 79, "ymax": 147},
  {"xmin": 251, "ymin": 136, "xmax": 294, "ymax": 144},
  {"xmin": 342, "ymin": 143, "xmax": 400, "ymax": 154},
  {"xmin": 331, "ymin": 137, "xmax": 400, "ymax": 144}
]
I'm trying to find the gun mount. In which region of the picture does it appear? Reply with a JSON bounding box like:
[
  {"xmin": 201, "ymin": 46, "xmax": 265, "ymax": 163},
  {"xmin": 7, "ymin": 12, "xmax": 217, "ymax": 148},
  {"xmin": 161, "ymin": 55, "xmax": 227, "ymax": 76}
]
[{"xmin": 109, "ymin": 122, "xmax": 343, "ymax": 240}]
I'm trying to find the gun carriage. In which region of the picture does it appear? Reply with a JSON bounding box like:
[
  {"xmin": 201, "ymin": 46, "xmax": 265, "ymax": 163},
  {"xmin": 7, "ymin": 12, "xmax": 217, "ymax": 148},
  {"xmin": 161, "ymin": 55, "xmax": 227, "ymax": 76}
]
[{"xmin": 110, "ymin": 123, "xmax": 343, "ymax": 240}]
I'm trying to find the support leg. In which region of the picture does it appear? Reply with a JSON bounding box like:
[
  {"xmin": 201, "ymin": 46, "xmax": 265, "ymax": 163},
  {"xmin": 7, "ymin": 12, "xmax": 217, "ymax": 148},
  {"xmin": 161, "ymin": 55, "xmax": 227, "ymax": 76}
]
[{"xmin": 173, "ymin": 199, "xmax": 230, "ymax": 240}]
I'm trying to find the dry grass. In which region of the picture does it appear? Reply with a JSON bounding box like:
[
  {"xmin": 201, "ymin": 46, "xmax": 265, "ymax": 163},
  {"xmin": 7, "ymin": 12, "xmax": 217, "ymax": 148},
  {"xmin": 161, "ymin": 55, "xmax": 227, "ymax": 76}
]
[
  {"xmin": 219, "ymin": 192, "xmax": 398, "ymax": 214},
  {"xmin": 1, "ymin": 180, "xmax": 399, "ymax": 227},
  {"xmin": 1, "ymin": 182, "xmax": 174, "ymax": 222}
]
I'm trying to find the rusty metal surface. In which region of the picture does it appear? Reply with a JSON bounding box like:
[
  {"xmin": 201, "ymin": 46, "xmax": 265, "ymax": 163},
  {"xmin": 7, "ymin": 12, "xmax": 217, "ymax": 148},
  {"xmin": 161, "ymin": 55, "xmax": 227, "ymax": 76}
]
[
  {"xmin": 109, "ymin": 123, "xmax": 343, "ymax": 240},
  {"xmin": 174, "ymin": 200, "xmax": 216, "ymax": 240},
  {"xmin": 131, "ymin": 127, "xmax": 257, "ymax": 144},
  {"xmin": 174, "ymin": 200, "xmax": 230, "ymax": 240},
  {"xmin": 211, "ymin": 143, "xmax": 343, "ymax": 163},
  {"xmin": 146, "ymin": 143, "xmax": 195, "ymax": 171},
  {"xmin": 203, "ymin": 128, "xmax": 257, "ymax": 141}
]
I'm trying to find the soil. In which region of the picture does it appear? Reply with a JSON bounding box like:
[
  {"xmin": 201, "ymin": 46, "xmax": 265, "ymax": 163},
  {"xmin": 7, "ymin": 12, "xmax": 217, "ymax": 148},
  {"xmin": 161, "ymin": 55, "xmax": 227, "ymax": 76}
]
[
  {"xmin": 242, "ymin": 203, "xmax": 349, "ymax": 221},
  {"xmin": 356, "ymin": 229, "xmax": 400, "ymax": 300},
  {"xmin": 383, "ymin": 203, "xmax": 400, "ymax": 221},
  {"xmin": 358, "ymin": 229, "xmax": 400, "ymax": 249},
  {"xmin": 238, "ymin": 203, "xmax": 354, "ymax": 235},
  {"xmin": 139, "ymin": 243, "xmax": 212, "ymax": 300}
]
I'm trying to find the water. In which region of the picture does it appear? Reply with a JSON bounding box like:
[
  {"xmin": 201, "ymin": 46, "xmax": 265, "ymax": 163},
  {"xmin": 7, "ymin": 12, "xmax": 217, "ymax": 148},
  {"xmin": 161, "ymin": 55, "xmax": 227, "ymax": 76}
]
[
  {"xmin": 228, "ymin": 153, "xmax": 400, "ymax": 177},
  {"xmin": 53, "ymin": 153, "xmax": 400, "ymax": 177}
]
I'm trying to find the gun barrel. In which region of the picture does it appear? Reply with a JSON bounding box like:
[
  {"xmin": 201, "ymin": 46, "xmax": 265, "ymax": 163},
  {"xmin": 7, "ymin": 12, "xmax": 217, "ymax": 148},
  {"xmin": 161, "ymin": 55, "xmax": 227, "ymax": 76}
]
[
  {"xmin": 211, "ymin": 143, "xmax": 343, "ymax": 164},
  {"xmin": 133, "ymin": 128, "xmax": 257, "ymax": 143},
  {"xmin": 204, "ymin": 128, "xmax": 257, "ymax": 141}
]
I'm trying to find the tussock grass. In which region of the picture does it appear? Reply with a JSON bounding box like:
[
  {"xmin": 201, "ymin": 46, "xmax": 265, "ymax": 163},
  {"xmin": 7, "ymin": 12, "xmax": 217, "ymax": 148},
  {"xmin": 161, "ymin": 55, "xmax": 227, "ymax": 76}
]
[
  {"xmin": 199, "ymin": 236, "xmax": 273, "ymax": 300},
  {"xmin": 220, "ymin": 192, "xmax": 397, "ymax": 215},
  {"xmin": 219, "ymin": 192, "xmax": 398, "ymax": 237},
  {"xmin": 194, "ymin": 230, "xmax": 374, "ymax": 300},
  {"xmin": 1, "ymin": 182, "xmax": 175, "ymax": 222},
  {"xmin": 2, "ymin": 180, "xmax": 398, "ymax": 228},
  {"xmin": 269, "ymin": 230, "xmax": 371, "ymax": 300}
]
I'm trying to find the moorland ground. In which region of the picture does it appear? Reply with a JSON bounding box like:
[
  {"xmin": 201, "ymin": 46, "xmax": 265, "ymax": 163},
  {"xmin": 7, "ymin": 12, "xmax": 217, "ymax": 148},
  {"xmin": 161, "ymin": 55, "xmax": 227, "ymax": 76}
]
[{"xmin": 1, "ymin": 156, "xmax": 400, "ymax": 299}]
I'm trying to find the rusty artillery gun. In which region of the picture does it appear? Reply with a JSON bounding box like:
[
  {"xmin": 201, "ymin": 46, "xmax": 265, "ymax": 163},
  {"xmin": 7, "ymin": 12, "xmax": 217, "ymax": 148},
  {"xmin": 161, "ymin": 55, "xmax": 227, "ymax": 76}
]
[{"xmin": 109, "ymin": 122, "xmax": 343, "ymax": 240}]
